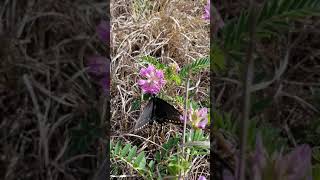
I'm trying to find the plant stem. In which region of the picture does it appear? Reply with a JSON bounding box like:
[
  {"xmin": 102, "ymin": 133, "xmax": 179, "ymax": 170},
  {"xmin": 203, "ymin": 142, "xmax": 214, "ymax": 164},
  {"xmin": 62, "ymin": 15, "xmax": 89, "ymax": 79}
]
[
  {"xmin": 181, "ymin": 67, "xmax": 190, "ymax": 179},
  {"xmin": 182, "ymin": 77, "xmax": 190, "ymax": 152},
  {"xmin": 237, "ymin": 1, "xmax": 257, "ymax": 180}
]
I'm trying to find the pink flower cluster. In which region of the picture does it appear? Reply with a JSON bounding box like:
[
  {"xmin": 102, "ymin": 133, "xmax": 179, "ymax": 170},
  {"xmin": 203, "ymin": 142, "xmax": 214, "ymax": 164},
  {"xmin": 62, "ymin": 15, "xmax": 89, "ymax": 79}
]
[
  {"xmin": 223, "ymin": 135, "xmax": 312, "ymax": 180},
  {"xmin": 96, "ymin": 20, "xmax": 109, "ymax": 42},
  {"xmin": 87, "ymin": 20, "xmax": 110, "ymax": 95},
  {"xmin": 138, "ymin": 65, "xmax": 166, "ymax": 95},
  {"xmin": 202, "ymin": 0, "xmax": 210, "ymax": 21},
  {"xmin": 180, "ymin": 107, "xmax": 209, "ymax": 129},
  {"xmin": 87, "ymin": 55, "xmax": 109, "ymax": 94}
]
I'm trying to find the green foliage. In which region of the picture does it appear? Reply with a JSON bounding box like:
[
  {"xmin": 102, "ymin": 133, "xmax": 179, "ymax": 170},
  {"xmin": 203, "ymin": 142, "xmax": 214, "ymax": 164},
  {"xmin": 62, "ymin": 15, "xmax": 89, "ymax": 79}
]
[
  {"xmin": 140, "ymin": 55, "xmax": 209, "ymax": 88},
  {"xmin": 110, "ymin": 140, "xmax": 153, "ymax": 179},
  {"xmin": 185, "ymin": 129, "xmax": 210, "ymax": 157},
  {"xmin": 220, "ymin": 0, "xmax": 320, "ymax": 53},
  {"xmin": 179, "ymin": 56, "xmax": 210, "ymax": 78},
  {"xmin": 132, "ymin": 0, "xmax": 152, "ymax": 20},
  {"xmin": 140, "ymin": 55, "xmax": 166, "ymax": 70},
  {"xmin": 211, "ymin": 42, "xmax": 225, "ymax": 72},
  {"xmin": 68, "ymin": 108, "xmax": 103, "ymax": 156},
  {"xmin": 110, "ymin": 128, "xmax": 209, "ymax": 179},
  {"xmin": 214, "ymin": 110, "xmax": 287, "ymax": 153},
  {"xmin": 313, "ymin": 147, "xmax": 320, "ymax": 161},
  {"xmin": 213, "ymin": 110, "xmax": 237, "ymax": 134},
  {"xmin": 131, "ymin": 98, "xmax": 141, "ymax": 111},
  {"xmin": 313, "ymin": 164, "xmax": 320, "ymax": 180},
  {"xmin": 244, "ymin": 118, "xmax": 288, "ymax": 153},
  {"xmin": 140, "ymin": 55, "xmax": 182, "ymax": 86}
]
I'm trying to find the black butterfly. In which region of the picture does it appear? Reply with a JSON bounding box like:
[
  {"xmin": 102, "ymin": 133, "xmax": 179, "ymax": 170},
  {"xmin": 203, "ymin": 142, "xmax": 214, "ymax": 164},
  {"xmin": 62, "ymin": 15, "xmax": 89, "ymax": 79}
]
[{"xmin": 134, "ymin": 96, "xmax": 183, "ymax": 131}]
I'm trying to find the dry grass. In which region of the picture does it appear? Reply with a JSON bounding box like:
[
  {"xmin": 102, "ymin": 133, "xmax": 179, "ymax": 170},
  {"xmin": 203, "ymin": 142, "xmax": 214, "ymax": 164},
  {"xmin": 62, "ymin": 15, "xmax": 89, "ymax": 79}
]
[
  {"xmin": 0, "ymin": 0, "xmax": 107, "ymax": 179},
  {"xmin": 110, "ymin": 0, "xmax": 210, "ymax": 179}
]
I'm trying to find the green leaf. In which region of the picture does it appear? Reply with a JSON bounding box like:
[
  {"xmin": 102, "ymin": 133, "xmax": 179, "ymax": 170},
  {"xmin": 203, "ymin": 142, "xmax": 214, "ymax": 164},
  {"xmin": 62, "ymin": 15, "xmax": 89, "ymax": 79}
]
[
  {"xmin": 148, "ymin": 160, "xmax": 155, "ymax": 171},
  {"xmin": 134, "ymin": 151, "xmax": 145, "ymax": 167},
  {"xmin": 114, "ymin": 141, "xmax": 121, "ymax": 155},
  {"xmin": 155, "ymin": 151, "xmax": 161, "ymax": 162},
  {"xmin": 140, "ymin": 55, "xmax": 166, "ymax": 70},
  {"xmin": 162, "ymin": 137, "xmax": 180, "ymax": 153},
  {"xmin": 179, "ymin": 57, "xmax": 209, "ymax": 78},
  {"xmin": 184, "ymin": 141, "xmax": 210, "ymax": 149},
  {"xmin": 127, "ymin": 146, "xmax": 137, "ymax": 162},
  {"xmin": 121, "ymin": 143, "xmax": 131, "ymax": 157},
  {"xmin": 131, "ymin": 98, "xmax": 141, "ymax": 111},
  {"xmin": 211, "ymin": 43, "xmax": 225, "ymax": 71},
  {"xmin": 139, "ymin": 156, "xmax": 146, "ymax": 169},
  {"xmin": 171, "ymin": 74, "xmax": 181, "ymax": 85}
]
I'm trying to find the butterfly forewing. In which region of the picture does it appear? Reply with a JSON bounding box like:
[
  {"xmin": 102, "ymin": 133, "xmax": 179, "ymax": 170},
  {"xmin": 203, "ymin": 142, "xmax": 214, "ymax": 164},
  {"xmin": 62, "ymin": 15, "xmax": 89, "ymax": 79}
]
[
  {"xmin": 134, "ymin": 99, "xmax": 154, "ymax": 131},
  {"xmin": 153, "ymin": 97, "xmax": 183, "ymax": 125},
  {"xmin": 134, "ymin": 97, "xmax": 183, "ymax": 132}
]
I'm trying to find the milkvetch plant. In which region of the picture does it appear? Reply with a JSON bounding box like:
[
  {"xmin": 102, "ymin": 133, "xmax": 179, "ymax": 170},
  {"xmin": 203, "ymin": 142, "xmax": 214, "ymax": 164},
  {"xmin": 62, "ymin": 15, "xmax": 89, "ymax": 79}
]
[
  {"xmin": 223, "ymin": 134, "xmax": 313, "ymax": 180},
  {"xmin": 129, "ymin": 56, "xmax": 210, "ymax": 179},
  {"xmin": 180, "ymin": 107, "xmax": 209, "ymax": 130}
]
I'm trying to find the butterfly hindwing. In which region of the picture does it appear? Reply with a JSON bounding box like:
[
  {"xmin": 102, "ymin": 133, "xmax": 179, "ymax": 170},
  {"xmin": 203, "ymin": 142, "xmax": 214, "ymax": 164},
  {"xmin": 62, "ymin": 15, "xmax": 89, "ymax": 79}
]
[{"xmin": 134, "ymin": 99, "xmax": 154, "ymax": 131}]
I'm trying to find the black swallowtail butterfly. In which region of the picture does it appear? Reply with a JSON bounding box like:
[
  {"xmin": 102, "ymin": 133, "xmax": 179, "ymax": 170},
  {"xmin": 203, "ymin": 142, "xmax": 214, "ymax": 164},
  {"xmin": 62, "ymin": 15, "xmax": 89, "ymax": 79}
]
[{"xmin": 134, "ymin": 96, "xmax": 183, "ymax": 131}]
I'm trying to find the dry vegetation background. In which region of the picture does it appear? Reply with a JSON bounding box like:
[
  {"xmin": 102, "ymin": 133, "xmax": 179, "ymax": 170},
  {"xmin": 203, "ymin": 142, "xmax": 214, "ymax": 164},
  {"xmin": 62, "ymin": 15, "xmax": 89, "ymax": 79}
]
[
  {"xmin": 110, "ymin": 0, "xmax": 210, "ymax": 179},
  {"xmin": 215, "ymin": 0, "xmax": 320, "ymax": 139},
  {"xmin": 212, "ymin": 1, "xmax": 320, "ymax": 179},
  {"xmin": 0, "ymin": 1, "xmax": 107, "ymax": 180}
]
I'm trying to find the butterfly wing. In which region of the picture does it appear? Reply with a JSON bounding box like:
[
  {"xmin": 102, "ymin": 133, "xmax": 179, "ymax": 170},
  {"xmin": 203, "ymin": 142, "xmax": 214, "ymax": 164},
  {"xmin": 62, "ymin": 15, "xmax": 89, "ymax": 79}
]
[
  {"xmin": 134, "ymin": 99, "xmax": 154, "ymax": 131},
  {"xmin": 153, "ymin": 97, "xmax": 183, "ymax": 125}
]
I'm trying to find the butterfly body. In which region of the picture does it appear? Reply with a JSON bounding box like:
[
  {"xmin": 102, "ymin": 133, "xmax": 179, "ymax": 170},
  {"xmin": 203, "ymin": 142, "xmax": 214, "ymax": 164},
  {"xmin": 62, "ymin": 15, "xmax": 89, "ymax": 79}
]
[{"xmin": 134, "ymin": 97, "xmax": 183, "ymax": 131}]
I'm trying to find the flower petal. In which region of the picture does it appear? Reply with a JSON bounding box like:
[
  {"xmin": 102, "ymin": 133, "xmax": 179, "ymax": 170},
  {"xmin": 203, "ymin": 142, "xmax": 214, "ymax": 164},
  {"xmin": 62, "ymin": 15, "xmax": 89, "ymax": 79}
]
[
  {"xmin": 138, "ymin": 79, "xmax": 147, "ymax": 86},
  {"xmin": 87, "ymin": 56, "xmax": 108, "ymax": 76},
  {"xmin": 197, "ymin": 118, "xmax": 208, "ymax": 129},
  {"xmin": 96, "ymin": 20, "xmax": 109, "ymax": 42}
]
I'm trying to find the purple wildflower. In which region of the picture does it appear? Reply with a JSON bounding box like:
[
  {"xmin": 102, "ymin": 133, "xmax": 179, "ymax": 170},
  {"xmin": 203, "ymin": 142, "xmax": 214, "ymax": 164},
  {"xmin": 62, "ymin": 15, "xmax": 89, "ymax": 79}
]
[
  {"xmin": 99, "ymin": 76, "xmax": 110, "ymax": 95},
  {"xmin": 86, "ymin": 20, "xmax": 110, "ymax": 95},
  {"xmin": 277, "ymin": 144, "xmax": 312, "ymax": 180},
  {"xmin": 223, "ymin": 135, "xmax": 313, "ymax": 180},
  {"xmin": 198, "ymin": 175, "xmax": 206, "ymax": 180},
  {"xmin": 180, "ymin": 107, "xmax": 209, "ymax": 129},
  {"xmin": 87, "ymin": 55, "xmax": 108, "ymax": 76},
  {"xmin": 202, "ymin": 0, "xmax": 210, "ymax": 20},
  {"xmin": 252, "ymin": 133, "xmax": 267, "ymax": 180},
  {"xmin": 138, "ymin": 65, "xmax": 166, "ymax": 95},
  {"xmin": 86, "ymin": 55, "xmax": 110, "ymax": 95},
  {"xmin": 96, "ymin": 20, "xmax": 109, "ymax": 42}
]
